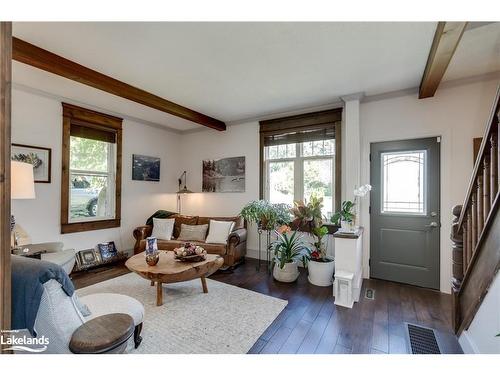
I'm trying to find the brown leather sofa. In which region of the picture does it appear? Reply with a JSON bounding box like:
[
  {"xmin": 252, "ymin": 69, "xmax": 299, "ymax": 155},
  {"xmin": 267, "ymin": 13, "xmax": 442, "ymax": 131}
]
[{"xmin": 133, "ymin": 214, "xmax": 247, "ymax": 269}]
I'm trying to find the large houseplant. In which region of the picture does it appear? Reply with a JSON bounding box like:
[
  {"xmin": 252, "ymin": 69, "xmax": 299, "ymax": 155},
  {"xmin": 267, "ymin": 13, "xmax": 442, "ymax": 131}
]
[
  {"xmin": 240, "ymin": 200, "xmax": 291, "ymax": 230},
  {"xmin": 271, "ymin": 225, "xmax": 304, "ymax": 282},
  {"xmin": 291, "ymin": 195, "xmax": 335, "ymax": 286}
]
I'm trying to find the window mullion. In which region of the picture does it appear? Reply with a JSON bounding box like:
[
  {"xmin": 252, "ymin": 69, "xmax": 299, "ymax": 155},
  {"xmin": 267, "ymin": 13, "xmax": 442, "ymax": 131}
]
[{"xmin": 295, "ymin": 143, "xmax": 302, "ymax": 202}]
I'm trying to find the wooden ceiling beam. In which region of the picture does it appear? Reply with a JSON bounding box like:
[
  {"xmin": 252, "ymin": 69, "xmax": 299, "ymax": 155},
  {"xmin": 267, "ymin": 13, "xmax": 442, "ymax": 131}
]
[
  {"xmin": 12, "ymin": 37, "xmax": 226, "ymax": 131},
  {"xmin": 419, "ymin": 22, "xmax": 467, "ymax": 99}
]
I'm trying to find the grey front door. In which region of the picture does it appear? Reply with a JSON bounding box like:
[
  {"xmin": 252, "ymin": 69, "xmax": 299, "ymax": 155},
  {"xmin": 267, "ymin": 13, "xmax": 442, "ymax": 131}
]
[{"xmin": 370, "ymin": 137, "xmax": 440, "ymax": 289}]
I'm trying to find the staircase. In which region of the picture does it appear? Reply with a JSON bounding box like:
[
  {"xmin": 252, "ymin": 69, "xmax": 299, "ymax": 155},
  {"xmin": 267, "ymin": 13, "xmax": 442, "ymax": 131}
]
[{"xmin": 451, "ymin": 85, "xmax": 500, "ymax": 335}]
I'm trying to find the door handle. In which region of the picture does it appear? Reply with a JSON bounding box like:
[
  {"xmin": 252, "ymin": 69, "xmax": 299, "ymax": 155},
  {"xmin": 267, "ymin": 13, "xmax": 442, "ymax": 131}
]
[{"xmin": 424, "ymin": 221, "xmax": 440, "ymax": 229}]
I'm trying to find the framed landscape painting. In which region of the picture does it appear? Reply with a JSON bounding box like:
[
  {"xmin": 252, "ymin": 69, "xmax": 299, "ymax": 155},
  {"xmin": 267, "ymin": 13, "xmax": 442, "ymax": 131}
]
[
  {"xmin": 132, "ymin": 154, "xmax": 160, "ymax": 181},
  {"xmin": 11, "ymin": 143, "xmax": 52, "ymax": 183},
  {"xmin": 202, "ymin": 156, "xmax": 245, "ymax": 192}
]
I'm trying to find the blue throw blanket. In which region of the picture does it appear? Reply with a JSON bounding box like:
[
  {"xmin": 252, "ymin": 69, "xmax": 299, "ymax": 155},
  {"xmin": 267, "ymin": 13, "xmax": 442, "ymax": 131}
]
[{"xmin": 11, "ymin": 255, "xmax": 75, "ymax": 336}]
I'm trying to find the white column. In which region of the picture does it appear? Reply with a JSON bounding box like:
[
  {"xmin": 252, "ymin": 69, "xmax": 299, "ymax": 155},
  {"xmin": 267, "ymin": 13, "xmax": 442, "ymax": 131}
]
[{"xmin": 341, "ymin": 93, "xmax": 364, "ymax": 202}]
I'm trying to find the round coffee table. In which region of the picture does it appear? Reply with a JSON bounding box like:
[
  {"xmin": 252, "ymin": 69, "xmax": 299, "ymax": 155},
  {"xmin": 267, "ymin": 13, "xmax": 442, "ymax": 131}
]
[{"xmin": 125, "ymin": 251, "xmax": 224, "ymax": 306}]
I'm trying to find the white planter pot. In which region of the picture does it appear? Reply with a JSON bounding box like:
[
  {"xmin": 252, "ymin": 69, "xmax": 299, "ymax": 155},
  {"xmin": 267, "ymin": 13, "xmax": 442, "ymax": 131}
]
[
  {"xmin": 308, "ymin": 259, "xmax": 335, "ymax": 286},
  {"xmin": 273, "ymin": 260, "xmax": 299, "ymax": 283},
  {"xmin": 341, "ymin": 220, "xmax": 354, "ymax": 232}
]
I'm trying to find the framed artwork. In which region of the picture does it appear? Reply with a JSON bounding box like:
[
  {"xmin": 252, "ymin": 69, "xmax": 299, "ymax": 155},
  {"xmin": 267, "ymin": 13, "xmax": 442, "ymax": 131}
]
[
  {"xmin": 202, "ymin": 156, "xmax": 245, "ymax": 193},
  {"xmin": 11, "ymin": 143, "xmax": 52, "ymax": 183},
  {"xmin": 98, "ymin": 241, "xmax": 118, "ymax": 260},
  {"xmin": 77, "ymin": 249, "xmax": 101, "ymax": 267},
  {"xmin": 132, "ymin": 154, "xmax": 160, "ymax": 181}
]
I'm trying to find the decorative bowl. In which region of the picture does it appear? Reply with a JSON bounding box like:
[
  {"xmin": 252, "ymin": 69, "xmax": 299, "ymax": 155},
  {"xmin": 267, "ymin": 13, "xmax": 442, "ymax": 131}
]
[{"xmin": 174, "ymin": 243, "xmax": 207, "ymax": 262}]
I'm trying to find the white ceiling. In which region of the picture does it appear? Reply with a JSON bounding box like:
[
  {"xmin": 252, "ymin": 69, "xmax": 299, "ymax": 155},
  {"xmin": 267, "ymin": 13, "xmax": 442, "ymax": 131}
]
[
  {"xmin": 12, "ymin": 22, "xmax": 500, "ymax": 131},
  {"xmin": 444, "ymin": 22, "xmax": 500, "ymax": 81}
]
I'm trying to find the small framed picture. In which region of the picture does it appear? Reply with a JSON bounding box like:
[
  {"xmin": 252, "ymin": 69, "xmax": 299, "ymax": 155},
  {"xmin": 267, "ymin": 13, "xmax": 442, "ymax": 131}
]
[
  {"xmin": 11, "ymin": 143, "xmax": 52, "ymax": 183},
  {"xmin": 78, "ymin": 249, "xmax": 100, "ymax": 267},
  {"xmin": 98, "ymin": 241, "xmax": 118, "ymax": 260},
  {"xmin": 132, "ymin": 154, "xmax": 160, "ymax": 181}
]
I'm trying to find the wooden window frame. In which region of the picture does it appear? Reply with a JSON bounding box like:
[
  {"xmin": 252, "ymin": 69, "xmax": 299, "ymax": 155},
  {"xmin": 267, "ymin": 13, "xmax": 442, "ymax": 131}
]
[
  {"xmin": 259, "ymin": 108, "xmax": 342, "ymax": 212},
  {"xmin": 61, "ymin": 103, "xmax": 122, "ymax": 234}
]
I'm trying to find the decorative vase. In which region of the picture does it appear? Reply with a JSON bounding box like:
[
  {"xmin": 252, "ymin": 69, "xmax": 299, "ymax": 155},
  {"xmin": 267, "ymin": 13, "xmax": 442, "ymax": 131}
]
[
  {"xmin": 145, "ymin": 236, "xmax": 159, "ymax": 266},
  {"xmin": 145, "ymin": 253, "xmax": 159, "ymax": 266},
  {"xmin": 273, "ymin": 260, "xmax": 299, "ymax": 283},
  {"xmin": 307, "ymin": 258, "xmax": 335, "ymax": 286}
]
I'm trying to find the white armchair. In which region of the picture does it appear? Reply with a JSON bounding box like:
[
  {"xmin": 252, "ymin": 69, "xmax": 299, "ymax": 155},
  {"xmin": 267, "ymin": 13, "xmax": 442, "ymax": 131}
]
[
  {"xmin": 33, "ymin": 279, "xmax": 144, "ymax": 353},
  {"xmin": 12, "ymin": 224, "xmax": 76, "ymax": 274}
]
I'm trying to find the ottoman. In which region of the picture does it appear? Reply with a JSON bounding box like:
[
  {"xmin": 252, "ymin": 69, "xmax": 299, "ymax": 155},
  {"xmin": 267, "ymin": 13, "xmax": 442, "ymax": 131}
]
[{"xmin": 79, "ymin": 293, "xmax": 145, "ymax": 349}]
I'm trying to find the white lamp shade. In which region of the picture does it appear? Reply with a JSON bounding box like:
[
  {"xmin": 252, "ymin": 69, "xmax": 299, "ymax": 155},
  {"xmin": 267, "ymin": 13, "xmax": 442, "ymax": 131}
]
[{"xmin": 11, "ymin": 161, "xmax": 36, "ymax": 199}]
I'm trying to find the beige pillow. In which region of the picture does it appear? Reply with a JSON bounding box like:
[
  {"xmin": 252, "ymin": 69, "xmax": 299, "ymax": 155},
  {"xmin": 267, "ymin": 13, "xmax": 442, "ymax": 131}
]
[
  {"xmin": 205, "ymin": 220, "xmax": 235, "ymax": 244},
  {"xmin": 151, "ymin": 218, "xmax": 175, "ymax": 240},
  {"xmin": 177, "ymin": 224, "xmax": 209, "ymax": 242}
]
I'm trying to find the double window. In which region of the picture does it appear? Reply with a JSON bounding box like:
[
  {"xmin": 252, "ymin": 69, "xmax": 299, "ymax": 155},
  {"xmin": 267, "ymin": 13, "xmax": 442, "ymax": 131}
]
[
  {"xmin": 61, "ymin": 103, "xmax": 122, "ymax": 233},
  {"xmin": 260, "ymin": 109, "xmax": 342, "ymax": 220}
]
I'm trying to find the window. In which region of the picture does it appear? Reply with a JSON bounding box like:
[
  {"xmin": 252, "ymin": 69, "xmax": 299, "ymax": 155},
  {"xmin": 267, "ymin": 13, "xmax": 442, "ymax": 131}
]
[
  {"xmin": 61, "ymin": 103, "xmax": 122, "ymax": 233},
  {"xmin": 381, "ymin": 150, "xmax": 426, "ymax": 214},
  {"xmin": 260, "ymin": 109, "xmax": 342, "ymax": 220}
]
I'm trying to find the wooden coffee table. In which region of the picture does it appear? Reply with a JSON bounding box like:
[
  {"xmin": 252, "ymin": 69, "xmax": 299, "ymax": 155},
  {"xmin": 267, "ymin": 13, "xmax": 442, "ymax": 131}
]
[{"xmin": 125, "ymin": 251, "xmax": 223, "ymax": 306}]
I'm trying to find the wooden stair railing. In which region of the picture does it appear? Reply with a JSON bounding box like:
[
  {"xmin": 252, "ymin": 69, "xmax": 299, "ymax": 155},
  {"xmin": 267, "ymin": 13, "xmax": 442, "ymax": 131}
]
[{"xmin": 451, "ymin": 85, "xmax": 500, "ymax": 335}]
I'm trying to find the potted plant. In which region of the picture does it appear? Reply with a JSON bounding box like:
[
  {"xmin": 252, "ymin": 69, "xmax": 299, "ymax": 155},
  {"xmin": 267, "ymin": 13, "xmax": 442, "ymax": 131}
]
[
  {"xmin": 271, "ymin": 225, "xmax": 304, "ymax": 282},
  {"xmin": 240, "ymin": 200, "xmax": 291, "ymax": 230},
  {"xmin": 290, "ymin": 195, "xmax": 323, "ymax": 232},
  {"xmin": 302, "ymin": 225, "xmax": 335, "ymax": 286},
  {"xmin": 290, "ymin": 194, "xmax": 335, "ymax": 286},
  {"xmin": 331, "ymin": 200, "xmax": 356, "ymax": 232}
]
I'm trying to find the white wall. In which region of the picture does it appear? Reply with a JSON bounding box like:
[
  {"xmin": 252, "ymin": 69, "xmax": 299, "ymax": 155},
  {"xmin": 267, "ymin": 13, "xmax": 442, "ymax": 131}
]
[
  {"xmin": 11, "ymin": 88, "xmax": 180, "ymax": 254},
  {"xmin": 359, "ymin": 78, "xmax": 499, "ymax": 292},
  {"xmin": 459, "ymin": 272, "xmax": 500, "ymax": 353}
]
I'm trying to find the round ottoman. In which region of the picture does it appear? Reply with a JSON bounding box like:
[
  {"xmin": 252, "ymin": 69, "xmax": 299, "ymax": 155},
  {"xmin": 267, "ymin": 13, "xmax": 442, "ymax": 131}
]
[{"xmin": 79, "ymin": 293, "xmax": 145, "ymax": 349}]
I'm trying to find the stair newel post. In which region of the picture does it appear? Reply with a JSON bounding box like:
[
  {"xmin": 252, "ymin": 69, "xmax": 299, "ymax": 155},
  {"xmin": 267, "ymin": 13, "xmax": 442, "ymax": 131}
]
[{"xmin": 451, "ymin": 205, "xmax": 464, "ymax": 334}]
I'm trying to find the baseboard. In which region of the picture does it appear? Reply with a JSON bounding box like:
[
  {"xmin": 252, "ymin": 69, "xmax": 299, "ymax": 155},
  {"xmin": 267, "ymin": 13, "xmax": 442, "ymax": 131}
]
[{"xmin": 458, "ymin": 330, "xmax": 479, "ymax": 354}]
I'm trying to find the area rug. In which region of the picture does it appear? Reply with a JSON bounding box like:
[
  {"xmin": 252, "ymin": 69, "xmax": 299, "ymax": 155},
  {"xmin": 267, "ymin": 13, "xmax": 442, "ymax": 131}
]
[{"xmin": 77, "ymin": 273, "xmax": 287, "ymax": 354}]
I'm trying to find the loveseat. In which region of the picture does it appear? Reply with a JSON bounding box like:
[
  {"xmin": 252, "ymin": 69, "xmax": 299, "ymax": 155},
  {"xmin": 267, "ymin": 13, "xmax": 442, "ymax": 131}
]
[{"xmin": 133, "ymin": 214, "xmax": 247, "ymax": 269}]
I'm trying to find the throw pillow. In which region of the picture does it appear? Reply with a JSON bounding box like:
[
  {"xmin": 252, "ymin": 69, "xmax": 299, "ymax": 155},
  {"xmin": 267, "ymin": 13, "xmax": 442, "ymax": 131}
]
[
  {"xmin": 177, "ymin": 224, "xmax": 209, "ymax": 242},
  {"xmin": 152, "ymin": 218, "xmax": 175, "ymax": 240},
  {"xmin": 205, "ymin": 220, "xmax": 235, "ymax": 244},
  {"xmin": 173, "ymin": 215, "xmax": 199, "ymax": 238}
]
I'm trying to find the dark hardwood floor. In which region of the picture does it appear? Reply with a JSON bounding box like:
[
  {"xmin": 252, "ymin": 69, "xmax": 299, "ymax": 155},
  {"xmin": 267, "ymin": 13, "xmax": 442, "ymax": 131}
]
[{"xmin": 71, "ymin": 258, "xmax": 462, "ymax": 354}]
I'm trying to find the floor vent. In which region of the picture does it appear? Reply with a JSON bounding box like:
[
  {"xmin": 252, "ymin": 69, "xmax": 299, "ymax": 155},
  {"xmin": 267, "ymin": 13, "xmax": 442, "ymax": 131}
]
[
  {"xmin": 365, "ymin": 288, "xmax": 375, "ymax": 300},
  {"xmin": 405, "ymin": 323, "xmax": 441, "ymax": 354}
]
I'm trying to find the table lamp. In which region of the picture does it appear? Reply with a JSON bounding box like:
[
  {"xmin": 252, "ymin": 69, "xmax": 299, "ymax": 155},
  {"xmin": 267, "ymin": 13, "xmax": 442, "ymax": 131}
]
[{"xmin": 11, "ymin": 161, "xmax": 36, "ymax": 250}]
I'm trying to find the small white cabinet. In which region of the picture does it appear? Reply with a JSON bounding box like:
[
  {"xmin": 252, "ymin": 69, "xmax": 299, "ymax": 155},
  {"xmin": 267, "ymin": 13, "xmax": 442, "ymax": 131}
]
[{"xmin": 333, "ymin": 227, "xmax": 363, "ymax": 308}]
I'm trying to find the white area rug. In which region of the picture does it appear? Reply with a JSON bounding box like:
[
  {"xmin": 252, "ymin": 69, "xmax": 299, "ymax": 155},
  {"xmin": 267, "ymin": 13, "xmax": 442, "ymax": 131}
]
[{"xmin": 77, "ymin": 272, "xmax": 287, "ymax": 354}]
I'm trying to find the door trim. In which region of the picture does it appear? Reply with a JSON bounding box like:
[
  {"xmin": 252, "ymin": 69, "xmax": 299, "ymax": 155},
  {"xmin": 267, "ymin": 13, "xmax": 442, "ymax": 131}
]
[
  {"xmin": 0, "ymin": 22, "xmax": 12, "ymax": 340},
  {"xmin": 369, "ymin": 136, "xmax": 441, "ymax": 289}
]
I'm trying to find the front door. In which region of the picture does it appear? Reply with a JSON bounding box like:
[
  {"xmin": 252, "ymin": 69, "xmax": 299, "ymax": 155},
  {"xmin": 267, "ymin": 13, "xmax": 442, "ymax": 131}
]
[{"xmin": 370, "ymin": 137, "xmax": 440, "ymax": 289}]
